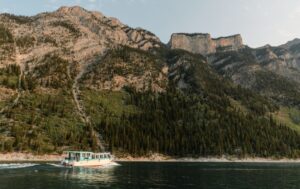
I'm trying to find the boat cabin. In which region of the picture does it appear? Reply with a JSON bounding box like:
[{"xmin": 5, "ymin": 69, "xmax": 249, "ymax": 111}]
[{"xmin": 63, "ymin": 151, "xmax": 112, "ymax": 162}]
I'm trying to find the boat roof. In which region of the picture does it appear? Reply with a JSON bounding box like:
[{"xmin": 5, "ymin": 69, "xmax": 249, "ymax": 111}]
[
  {"xmin": 64, "ymin": 151, "xmax": 92, "ymax": 153},
  {"xmin": 63, "ymin": 151, "xmax": 111, "ymax": 154}
]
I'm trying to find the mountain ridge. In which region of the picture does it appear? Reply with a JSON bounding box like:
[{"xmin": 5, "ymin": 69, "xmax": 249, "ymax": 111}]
[
  {"xmin": 0, "ymin": 6, "xmax": 300, "ymax": 158},
  {"xmin": 169, "ymin": 33, "xmax": 244, "ymax": 55}
]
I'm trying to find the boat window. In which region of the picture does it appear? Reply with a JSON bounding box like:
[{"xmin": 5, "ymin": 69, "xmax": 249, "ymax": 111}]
[
  {"xmin": 100, "ymin": 155, "xmax": 104, "ymax": 159},
  {"xmin": 76, "ymin": 153, "xmax": 80, "ymax": 161}
]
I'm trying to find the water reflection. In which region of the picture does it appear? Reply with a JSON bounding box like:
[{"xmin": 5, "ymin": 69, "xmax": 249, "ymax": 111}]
[
  {"xmin": 61, "ymin": 164, "xmax": 119, "ymax": 184},
  {"xmin": 3, "ymin": 162, "xmax": 300, "ymax": 189}
]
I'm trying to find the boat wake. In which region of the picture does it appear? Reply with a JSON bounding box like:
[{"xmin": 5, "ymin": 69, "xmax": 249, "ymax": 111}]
[
  {"xmin": 106, "ymin": 162, "xmax": 121, "ymax": 167},
  {"xmin": 47, "ymin": 163, "xmax": 66, "ymax": 168},
  {"xmin": 95, "ymin": 162, "xmax": 120, "ymax": 169},
  {"xmin": 0, "ymin": 163, "xmax": 38, "ymax": 170}
]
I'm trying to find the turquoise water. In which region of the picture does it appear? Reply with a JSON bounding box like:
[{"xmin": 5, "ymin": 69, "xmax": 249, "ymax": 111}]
[{"xmin": 1, "ymin": 162, "xmax": 300, "ymax": 188}]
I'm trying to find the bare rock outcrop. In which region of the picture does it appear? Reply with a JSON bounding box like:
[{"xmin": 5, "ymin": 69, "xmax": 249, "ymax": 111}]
[
  {"xmin": 0, "ymin": 6, "xmax": 162, "ymax": 69},
  {"xmin": 169, "ymin": 33, "xmax": 244, "ymax": 55}
]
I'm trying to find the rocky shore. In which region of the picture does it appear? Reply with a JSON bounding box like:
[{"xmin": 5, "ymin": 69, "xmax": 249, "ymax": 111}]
[
  {"xmin": 116, "ymin": 155, "xmax": 300, "ymax": 163},
  {"xmin": 0, "ymin": 153, "xmax": 63, "ymax": 162},
  {"xmin": 1, "ymin": 153, "xmax": 300, "ymax": 163}
]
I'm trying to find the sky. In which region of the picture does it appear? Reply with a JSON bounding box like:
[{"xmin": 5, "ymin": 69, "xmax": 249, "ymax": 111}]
[{"xmin": 1, "ymin": 0, "xmax": 300, "ymax": 47}]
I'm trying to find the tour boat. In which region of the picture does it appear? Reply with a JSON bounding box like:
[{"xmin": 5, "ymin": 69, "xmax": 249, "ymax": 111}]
[{"xmin": 61, "ymin": 151, "xmax": 114, "ymax": 167}]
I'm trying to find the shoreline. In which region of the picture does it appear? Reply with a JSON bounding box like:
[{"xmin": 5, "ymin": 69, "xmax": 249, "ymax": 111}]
[
  {"xmin": 116, "ymin": 158, "xmax": 300, "ymax": 163},
  {"xmin": 0, "ymin": 153, "xmax": 63, "ymax": 162},
  {"xmin": 115, "ymin": 155, "xmax": 300, "ymax": 163},
  {"xmin": 1, "ymin": 153, "xmax": 300, "ymax": 163}
]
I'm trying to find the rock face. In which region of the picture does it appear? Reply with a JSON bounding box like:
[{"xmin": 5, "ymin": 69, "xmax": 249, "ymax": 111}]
[
  {"xmin": 2, "ymin": 5, "xmax": 300, "ymax": 157},
  {"xmin": 0, "ymin": 6, "xmax": 164, "ymax": 92},
  {"xmin": 168, "ymin": 32, "xmax": 300, "ymax": 107},
  {"xmin": 0, "ymin": 6, "xmax": 162, "ymax": 69},
  {"xmin": 207, "ymin": 38, "xmax": 300, "ymax": 106},
  {"xmin": 169, "ymin": 33, "xmax": 244, "ymax": 55},
  {"xmin": 0, "ymin": 6, "xmax": 167, "ymax": 153}
]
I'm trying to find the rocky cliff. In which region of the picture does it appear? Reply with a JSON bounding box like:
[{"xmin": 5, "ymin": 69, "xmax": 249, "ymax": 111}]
[
  {"xmin": 168, "ymin": 31, "xmax": 300, "ymax": 135},
  {"xmin": 0, "ymin": 6, "xmax": 162, "ymax": 68},
  {"xmin": 169, "ymin": 33, "xmax": 244, "ymax": 55},
  {"xmin": 1, "ymin": 6, "xmax": 300, "ymax": 158},
  {"xmin": 0, "ymin": 6, "xmax": 166, "ymax": 153},
  {"xmin": 207, "ymin": 38, "xmax": 300, "ymax": 107},
  {"xmin": 0, "ymin": 6, "xmax": 165, "ymax": 92}
]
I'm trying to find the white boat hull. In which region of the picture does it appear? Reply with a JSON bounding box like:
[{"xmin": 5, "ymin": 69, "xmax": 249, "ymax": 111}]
[{"xmin": 62, "ymin": 159, "xmax": 113, "ymax": 167}]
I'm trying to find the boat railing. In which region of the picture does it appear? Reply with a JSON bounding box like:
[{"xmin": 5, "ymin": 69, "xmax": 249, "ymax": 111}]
[{"xmin": 63, "ymin": 151, "xmax": 113, "ymax": 162}]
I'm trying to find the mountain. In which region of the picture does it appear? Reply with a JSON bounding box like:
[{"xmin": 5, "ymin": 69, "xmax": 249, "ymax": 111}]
[
  {"xmin": 169, "ymin": 33, "xmax": 244, "ymax": 55},
  {"xmin": 0, "ymin": 6, "xmax": 300, "ymax": 158},
  {"xmin": 170, "ymin": 33, "xmax": 300, "ymax": 134}
]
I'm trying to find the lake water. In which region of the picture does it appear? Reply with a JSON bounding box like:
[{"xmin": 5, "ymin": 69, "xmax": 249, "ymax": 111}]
[{"xmin": 1, "ymin": 162, "xmax": 300, "ymax": 189}]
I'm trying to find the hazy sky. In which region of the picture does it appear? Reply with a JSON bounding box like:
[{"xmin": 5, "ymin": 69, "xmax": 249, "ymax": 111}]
[{"xmin": 1, "ymin": 0, "xmax": 300, "ymax": 47}]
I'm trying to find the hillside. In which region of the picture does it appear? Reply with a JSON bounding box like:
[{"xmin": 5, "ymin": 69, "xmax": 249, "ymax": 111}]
[
  {"xmin": 171, "ymin": 33, "xmax": 300, "ymax": 135},
  {"xmin": 0, "ymin": 6, "xmax": 300, "ymax": 158}
]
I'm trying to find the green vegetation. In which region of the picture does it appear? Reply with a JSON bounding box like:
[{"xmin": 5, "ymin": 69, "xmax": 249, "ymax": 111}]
[
  {"xmin": 31, "ymin": 54, "xmax": 72, "ymax": 89},
  {"xmin": 80, "ymin": 87, "xmax": 300, "ymax": 158},
  {"xmin": 164, "ymin": 49, "xmax": 278, "ymax": 115},
  {"xmin": 2, "ymin": 14, "xmax": 32, "ymax": 24},
  {"xmin": 51, "ymin": 21, "xmax": 81, "ymax": 37},
  {"xmin": 210, "ymin": 49, "xmax": 300, "ymax": 108},
  {"xmin": 38, "ymin": 36, "xmax": 57, "ymax": 46},
  {"xmin": 81, "ymin": 47, "xmax": 167, "ymax": 91},
  {"xmin": 1, "ymin": 8, "xmax": 300, "ymax": 159},
  {"xmin": 0, "ymin": 64, "xmax": 20, "ymax": 89},
  {"xmin": 229, "ymin": 98, "xmax": 248, "ymax": 114},
  {"xmin": 209, "ymin": 48, "xmax": 256, "ymax": 75},
  {"xmin": 16, "ymin": 36, "xmax": 35, "ymax": 49},
  {"xmin": 289, "ymin": 43, "xmax": 300, "ymax": 53},
  {"xmin": 0, "ymin": 101, "xmax": 5, "ymax": 109},
  {"xmin": 289, "ymin": 107, "xmax": 300, "ymax": 124},
  {"xmin": 0, "ymin": 25, "xmax": 14, "ymax": 61},
  {"xmin": 0, "ymin": 25, "xmax": 13, "ymax": 45},
  {"xmin": 78, "ymin": 48, "xmax": 299, "ymax": 158},
  {"xmin": 82, "ymin": 89, "xmax": 136, "ymax": 121},
  {"xmin": 273, "ymin": 107, "xmax": 300, "ymax": 133},
  {"xmin": 0, "ymin": 45, "xmax": 299, "ymax": 158},
  {"xmin": 254, "ymin": 70, "xmax": 300, "ymax": 106},
  {"xmin": 2, "ymin": 90, "xmax": 89, "ymax": 153}
]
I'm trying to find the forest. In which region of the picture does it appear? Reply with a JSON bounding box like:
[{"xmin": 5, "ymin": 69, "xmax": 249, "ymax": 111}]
[
  {"xmin": 96, "ymin": 86, "xmax": 300, "ymax": 158},
  {"xmin": 0, "ymin": 47, "xmax": 300, "ymax": 158}
]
